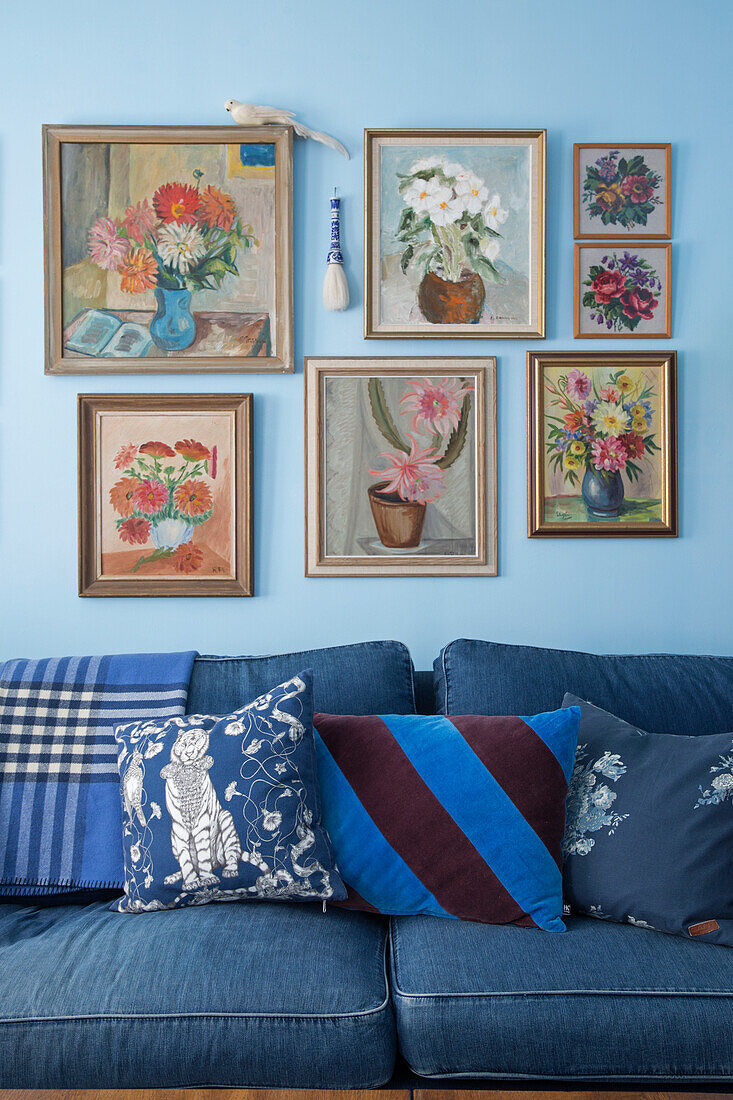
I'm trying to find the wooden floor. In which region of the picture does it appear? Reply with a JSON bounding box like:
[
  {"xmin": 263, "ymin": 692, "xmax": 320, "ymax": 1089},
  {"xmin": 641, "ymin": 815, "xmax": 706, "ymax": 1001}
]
[{"xmin": 2, "ymin": 1089, "xmax": 732, "ymax": 1100}]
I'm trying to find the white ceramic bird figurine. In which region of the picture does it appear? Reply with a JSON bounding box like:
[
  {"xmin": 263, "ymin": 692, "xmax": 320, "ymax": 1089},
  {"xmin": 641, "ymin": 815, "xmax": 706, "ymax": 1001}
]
[{"xmin": 225, "ymin": 100, "xmax": 350, "ymax": 159}]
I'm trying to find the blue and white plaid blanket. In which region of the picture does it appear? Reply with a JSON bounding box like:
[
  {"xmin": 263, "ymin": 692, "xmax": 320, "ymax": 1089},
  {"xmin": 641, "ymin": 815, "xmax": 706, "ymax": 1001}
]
[{"xmin": 0, "ymin": 651, "xmax": 196, "ymax": 895}]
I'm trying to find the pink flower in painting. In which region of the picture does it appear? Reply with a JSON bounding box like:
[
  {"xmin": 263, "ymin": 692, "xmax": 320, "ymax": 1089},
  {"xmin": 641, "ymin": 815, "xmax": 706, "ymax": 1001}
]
[
  {"xmin": 591, "ymin": 436, "xmax": 628, "ymax": 473},
  {"xmin": 122, "ymin": 199, "xmax": 157, "ymax": 245},
  {"xmin": 399, "ymin": 377, "xmax": 473, "ymax": 437},
  {"xmin": 566, "ymin": 368, "xmax": 591, "ymax": 402},
  {"xmin": 88, "ymin": 217, "xmax": 129, "ymax": 271},
  {"xmin": 114, "ymin": 442, "xmax": 139, "ymax": 470},
  {"xmin": 131, "ymin": 478, "xmax": 168, "ymax": 515},
  {"xmin": 600, "ymin": 386, "xmax": 621, "ymax": 403},
  {"xmin": 370, "ymin": 436, "xmax": 445, "ymax": 504}
]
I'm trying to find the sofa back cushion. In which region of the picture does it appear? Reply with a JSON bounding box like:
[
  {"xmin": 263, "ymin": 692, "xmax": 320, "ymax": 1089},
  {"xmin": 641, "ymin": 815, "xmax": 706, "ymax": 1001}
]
[
  {"xmin": 189, "ymin": 641, "xmax": 416, "ymax": 717},
  {"xmin": 435, "ymin": 639, "xmax": 733, "ymax": 735}
]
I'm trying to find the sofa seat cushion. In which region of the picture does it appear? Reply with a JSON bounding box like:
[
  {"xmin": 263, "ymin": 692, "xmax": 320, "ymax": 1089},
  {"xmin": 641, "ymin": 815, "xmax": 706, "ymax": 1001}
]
[
  {"xmin": 0, "ymin": 900, "xmax": 395, "ymax": 1089},
  {"xmin": 390, "ymin": 914, "xmax": 733, "ymax": 1080},
  {"xmin": 189, "ymin": 641, "xmax": 416, "ymax": 717}
]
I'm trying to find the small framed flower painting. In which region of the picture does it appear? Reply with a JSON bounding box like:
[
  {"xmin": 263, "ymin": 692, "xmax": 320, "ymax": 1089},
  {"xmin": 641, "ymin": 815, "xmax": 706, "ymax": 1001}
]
[
  {"xmin": 364, "ymin": 129, "xmax": 545, "ymax": 338},
  {"xmin": 574, "ymin": 144, "xmax": 671, "ymax": 239},
  {"xmin": 527, "ymin": 352, "xmax": 677, "ymax": 538},
  {"xmin": 78, "ymin": 394, "xmax": 253, "ymax": 596},
  {"xmin": 574, "ymin": 242, "xmax": 671, "ymax": 338},
  {"xmin": 44, "ymin": 126, "xmax": 293, "ymax": 373},
  {"xmin": 305, "ymin": 357, "xmax": 497, "ymax": 576}
]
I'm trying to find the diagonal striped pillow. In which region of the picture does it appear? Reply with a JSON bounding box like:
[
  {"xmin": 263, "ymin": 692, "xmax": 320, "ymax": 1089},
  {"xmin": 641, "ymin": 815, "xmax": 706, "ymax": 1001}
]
[{"xmin": 314, "ymin": 709, "xmax": 579, "ymax": 929}]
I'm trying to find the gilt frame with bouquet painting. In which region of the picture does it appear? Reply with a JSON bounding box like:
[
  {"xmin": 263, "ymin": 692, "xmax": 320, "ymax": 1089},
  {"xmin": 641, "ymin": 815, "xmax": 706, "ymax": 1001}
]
[
  {"xmin": 527, "ymin": 351, "xmax": 677, "ymax": 538},
  {"xmin": 78, "ymin": 394, "xmax": 253, "ymax": 596},
  {"xmin": 305, "ymin": 357, "xmax": 497, "ymax": 577},
  {"xmin": 44, "ymin": 125, "xmax": 293, "ymax": 373}
]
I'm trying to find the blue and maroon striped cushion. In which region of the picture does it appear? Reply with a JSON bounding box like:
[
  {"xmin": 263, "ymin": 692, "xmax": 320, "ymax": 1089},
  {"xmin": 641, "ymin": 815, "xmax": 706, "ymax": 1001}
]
[{"xmin": 314, "ymin": 709, "xmax": 580, "ymax": 929}]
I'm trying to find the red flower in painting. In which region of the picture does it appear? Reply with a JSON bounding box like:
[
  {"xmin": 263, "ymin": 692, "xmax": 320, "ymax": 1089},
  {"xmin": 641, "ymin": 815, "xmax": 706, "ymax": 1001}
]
[
  {"xmin": 624, "ymin": 432, "xmax": 646, "ymax": 459},
  {"xmin": 170, "ymin": 544, "xmax": 204, "ymax": 573},
  {"xmin": 152, "ymin": 182, "xmax": 201, "ymax": 225},
  {"xmin": 131, "ymin": 478, "xmax": 168, "ymax": 514},
  {"xmin": 174, "ymin": 479, "xmax": 213, "ymax": 517},
  {"xmin": 590, "ymin": 269, "xmax": 626, "ymax": 304},
  {"xmin": 175, "ymin": 439, "xmax": 210, "ymax": 461},
  {"xmin": 563, "ymin": 409, "xmax": 589, "ymax": 433},
  {"xmin": 198, "ymin": 185, "xmax": 237, "ymax": 230},
  {"xmin": 139, "ymin": 441, "xmax": 176, "ymax": 458},
  {"xmin": 118, "ymin": 517, "xmax": 151, "ymax": 545},
  {"xmin": 109, "ymin": 477, "xmax": 141, "ymax": 517},
  {"xmin": 621, "ymin": 287, "xmax": 658, "ymax": 320},
  {"xmin": 620, "ymin": 175, "xmax": 655, "ymax": 205},
  {"xmin": 114, "ymin": 443, "xmax": 138, "ymax": 470}
]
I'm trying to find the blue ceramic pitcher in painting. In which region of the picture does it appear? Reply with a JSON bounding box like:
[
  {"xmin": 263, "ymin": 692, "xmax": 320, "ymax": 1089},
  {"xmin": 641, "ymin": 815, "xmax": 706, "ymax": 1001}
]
[
  {"xmin": 150, "ymin": 287, "xmax": 196, "ymax": 351},
  {"xmin": 581, "ymin": 467, "xmax": 625, "ymax": 518}
]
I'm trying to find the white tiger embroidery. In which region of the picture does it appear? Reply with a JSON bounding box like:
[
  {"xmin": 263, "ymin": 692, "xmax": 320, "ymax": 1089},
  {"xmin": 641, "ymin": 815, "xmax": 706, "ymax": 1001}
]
[{"xmin": 160, "ymin": 727, "xmax": 245, "ymax": 891}]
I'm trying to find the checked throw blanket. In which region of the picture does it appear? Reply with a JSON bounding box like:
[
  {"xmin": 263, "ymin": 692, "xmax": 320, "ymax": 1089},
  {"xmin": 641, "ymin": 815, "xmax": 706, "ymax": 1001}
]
[{"xmin": 0, "ymin": 651, "xmax": 196, "ymax": 896}]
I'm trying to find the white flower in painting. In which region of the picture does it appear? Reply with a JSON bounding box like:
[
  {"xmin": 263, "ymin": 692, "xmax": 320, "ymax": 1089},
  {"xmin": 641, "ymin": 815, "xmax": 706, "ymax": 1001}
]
[
  {"xmin": 403, "ymin": 175, "xmax": 449, "ymax": 214},
  {"xmin": 481, "ymin": 237, "xmax": 501, "ymax": 263},
  {"xmin": 455, "ymin": 174, "xmax": 489, "ymax": 214},
  {"xmin": 440, "ymin": 160, "xmax": 465, "ymax": 179},
  {"xmin": 157, "ymin": 222, "xmax": 206, "ymax": 274},
  {"xmin": 427, "ymin": 188, "xmax": 464, "ymax": 227},
  {"xmin": 224, "ymin": 719, "xmax": 246, "ymax": 737},
  {"xmin": 410, "ymin": 155, "xmax": 444, "ymax": 173},
  {"xmin": 130, "ymin": 844, "xmax": 141, "ymax": 864},
  {"xmin": 262, "ymin": 810, "xmax": 282, "ymax": 832},
  {"xmin": 484, "ymin": 193, "xmax": 508, "ymax": 231}
]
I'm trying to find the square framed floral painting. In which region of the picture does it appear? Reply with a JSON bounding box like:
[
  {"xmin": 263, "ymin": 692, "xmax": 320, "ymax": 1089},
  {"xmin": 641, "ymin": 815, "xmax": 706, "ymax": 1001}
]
[
  {"xmin": 527, "ymin": 351, "xmax": 677, "ymax": 538},
  {"xmin": 575, "ymin": 242, "xmax": 671, "ymax": 338},
  {"xmin": 44, "ymin": 126, "xmax": 293, "ymax": 373},
  {"xmin": 364, "ymin": 129, "xmax": 545, "ymax": 338},
  {"xmin": 305, "ymin": 358, "xmax": 497, "ymax": 576},
  {"xmin": 574, "ymin": 144, "xmax": 671, "ymax": 239},
  {"xmin": 78, "ymin": 394, "xmax": 253, "ymax": 596}
]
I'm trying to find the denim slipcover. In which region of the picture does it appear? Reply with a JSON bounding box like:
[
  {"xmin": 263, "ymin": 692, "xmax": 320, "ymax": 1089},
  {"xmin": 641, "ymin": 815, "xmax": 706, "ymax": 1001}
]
[
  {"xmin": 390, "ymin": 915, "xmax": 733, "ymax": 1080},
  {"xmin": 435, "ymin": 639, "xmax": 733, "ymax": 735},
  {"xmin": 189, "ymin": 640, "xmax": 415, "ymax": 716},
  {"xmin": 0, "ymin": 900, "xmax": 395, "ymax": 1089}
]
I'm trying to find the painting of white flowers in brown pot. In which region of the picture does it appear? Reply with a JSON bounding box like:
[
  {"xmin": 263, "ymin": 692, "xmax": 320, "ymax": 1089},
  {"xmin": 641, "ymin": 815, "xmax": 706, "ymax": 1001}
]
[{"xmin": 305, "ymin": 358, "xmax": 497, "ymax": 577}]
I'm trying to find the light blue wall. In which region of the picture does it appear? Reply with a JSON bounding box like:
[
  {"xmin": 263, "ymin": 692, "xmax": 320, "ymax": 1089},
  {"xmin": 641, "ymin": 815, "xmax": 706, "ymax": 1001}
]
[{"xmin": 1, "ymin": 0, "xmax": 732, "ymax": 669}]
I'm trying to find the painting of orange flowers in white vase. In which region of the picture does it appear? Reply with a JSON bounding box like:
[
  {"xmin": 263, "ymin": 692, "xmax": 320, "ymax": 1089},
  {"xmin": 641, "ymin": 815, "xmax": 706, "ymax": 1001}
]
[
  {"xmin": 79, "ymin": 395, "xmax": 252, "ymax": 596},
  {"xmin": 305, "ymin": 358, "xmax": 497, "ymax": 577},
  {"xmin": 44, "ymin": 127, "xmax": 292, "ymax": 373}
]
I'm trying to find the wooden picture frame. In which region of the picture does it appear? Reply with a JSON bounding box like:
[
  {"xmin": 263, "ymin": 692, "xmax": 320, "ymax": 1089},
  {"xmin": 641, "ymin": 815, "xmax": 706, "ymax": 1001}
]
[
  {"xmin": 527, "ymin": 351, "xmax": 677, "ymax": 538},
  {"xmin": 574, "ymin": 143, "xmax": 671, "ymax": 239},
  {"xmin": 364, "ymin": 129, "xmax": 545, "ymax": 338},
  {"xmin": 44, "ymin": 125, "xmax": 293, "ymax": 374},
  {"xmin": 574, "ymin": 242, "xmax": 672, "ymax": 339},
  {"xmin": 78, "ymin": 393, "xmax": 253, "ymax": 596},
  {"xmin": 305, "ymin": 357, "xmax": 497, "ymax": 576}
]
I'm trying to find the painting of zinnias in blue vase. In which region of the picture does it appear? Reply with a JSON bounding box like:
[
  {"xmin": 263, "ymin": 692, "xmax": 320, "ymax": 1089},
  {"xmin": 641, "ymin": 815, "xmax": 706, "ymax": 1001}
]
[
  {"xmin": 542, "ymin": 362, "xmax": 666, "ymax": 528},
  {"xmin": 60, "ymin": 140, "xmax": 278, "ymax": 366}
]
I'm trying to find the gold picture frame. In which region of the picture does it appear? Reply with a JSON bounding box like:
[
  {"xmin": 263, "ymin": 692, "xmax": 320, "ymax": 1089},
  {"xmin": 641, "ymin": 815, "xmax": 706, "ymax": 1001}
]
[
  {"xmin": 527, "ymin": 351, "xmax": 677, "ymax": 538},
  {"xmin": 305, "ymin": 357, "xmax": 497, "ymax": 576},
  {"xmin": 44, "ymin": 125, "xmax": 293, "ymax": 374},
  {"xmin": 78, "ymin": 393, "xmax": 253, "ymax": 596},
  {"xmin": 364, "ymin": 129, "xmax": 545, "ymax": 338},
  {"xmin": 574, "ymin": 242, "xmax": 672, "ymax": 339},
  {"xmin": 574, "ymin": 143, "xmax": 671, "ymax": 240}
]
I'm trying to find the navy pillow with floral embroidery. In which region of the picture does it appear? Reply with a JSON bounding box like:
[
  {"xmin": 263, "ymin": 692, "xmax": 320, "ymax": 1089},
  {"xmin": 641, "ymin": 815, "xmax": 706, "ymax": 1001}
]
[
  {"xmin": 114, "ymin": 670, "xmax": 345, "ymax": 912},
  {"xmin": 563, "ymin": 693, "xmax": 733, "ymax": 946}
]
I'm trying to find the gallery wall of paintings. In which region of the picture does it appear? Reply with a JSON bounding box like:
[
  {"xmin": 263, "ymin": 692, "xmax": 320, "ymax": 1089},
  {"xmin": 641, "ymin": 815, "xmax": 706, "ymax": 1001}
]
[{"xmin": 39, "ymin": 122, "xmax": 680, "ymax": 596}]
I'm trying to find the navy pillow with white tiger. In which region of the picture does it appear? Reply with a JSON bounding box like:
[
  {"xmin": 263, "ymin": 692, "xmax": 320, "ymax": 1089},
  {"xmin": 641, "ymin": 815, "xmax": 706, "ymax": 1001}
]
[{"xmin": 113, "ymin": 669, "xmax": 346, "ymax": 912}]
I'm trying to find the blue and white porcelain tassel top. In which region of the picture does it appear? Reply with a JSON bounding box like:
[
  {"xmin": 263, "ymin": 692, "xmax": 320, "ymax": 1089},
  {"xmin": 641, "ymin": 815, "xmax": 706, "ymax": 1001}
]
[{"xmin": 323, "ymin": 191, "xmax": 349, "ymax": 311}]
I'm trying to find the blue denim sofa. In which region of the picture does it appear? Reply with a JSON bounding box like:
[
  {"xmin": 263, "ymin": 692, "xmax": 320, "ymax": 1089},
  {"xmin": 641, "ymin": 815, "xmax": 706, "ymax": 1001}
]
[{"xmin": 1, "ymin": 638, "xmax": 732, "ymax": 1089}]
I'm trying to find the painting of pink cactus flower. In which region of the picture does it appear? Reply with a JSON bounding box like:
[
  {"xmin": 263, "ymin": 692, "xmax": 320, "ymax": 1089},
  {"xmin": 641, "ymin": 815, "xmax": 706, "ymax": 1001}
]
[{"xmin": 305, "ymin": 358, "xmax": 497, "ymax": 577}]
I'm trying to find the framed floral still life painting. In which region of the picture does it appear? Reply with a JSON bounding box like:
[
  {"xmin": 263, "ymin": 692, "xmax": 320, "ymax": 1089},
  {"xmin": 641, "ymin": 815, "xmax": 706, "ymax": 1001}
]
[
  {"xmin": 527, "ymin": 352, "xmax": 677, "ymax": 538},
  {"xmin": 44, "ymin": 125, "xmax": 293, "ymax": 374},
  {"xmin": 574, "ymin": 144, "xmax": 671, "ymax": 239},
  {"xmin": 78, "ymin": 394, "xmax": 253, "ymax": 596},
  {"xmin": 575, "ymin": 242, "xmax": 671, "ymax": 338},
  {"xmin": 305, "ymin": 358, "xmax": 497, "ymax": 577},
  {"xmin": 364, "ymin": 129, "xmax": 545, "ymax": 338}
]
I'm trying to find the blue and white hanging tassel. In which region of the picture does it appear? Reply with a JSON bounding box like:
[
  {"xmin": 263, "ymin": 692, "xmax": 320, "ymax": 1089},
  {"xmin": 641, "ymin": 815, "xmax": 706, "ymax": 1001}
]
[{"xmin": 323, "ymin": 192, "xmax": 349, "ymax": 311}]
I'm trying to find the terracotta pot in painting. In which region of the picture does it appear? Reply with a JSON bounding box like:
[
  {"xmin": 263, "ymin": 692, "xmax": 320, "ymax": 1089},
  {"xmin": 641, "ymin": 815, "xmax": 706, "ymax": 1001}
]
[
  {"xmin": 368, "ymin": 482, "xmax": 426, "ymax": 549},
  {"xmin": 418, "ymin": 270, "xmax": 485, "ymax": 324}
]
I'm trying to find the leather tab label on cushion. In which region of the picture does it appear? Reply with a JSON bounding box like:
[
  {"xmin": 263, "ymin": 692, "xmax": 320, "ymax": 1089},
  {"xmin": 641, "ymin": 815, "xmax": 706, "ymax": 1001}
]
[{"xmin": 688, "ymin": 919, "xmax": 719, "ymax": 936}]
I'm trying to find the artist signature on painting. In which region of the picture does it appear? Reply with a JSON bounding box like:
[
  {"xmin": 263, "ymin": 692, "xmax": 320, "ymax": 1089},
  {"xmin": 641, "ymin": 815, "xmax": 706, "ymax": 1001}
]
[{"xmin": 554, "ymin": 508, "xmax": 572, "ymax": 520}]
